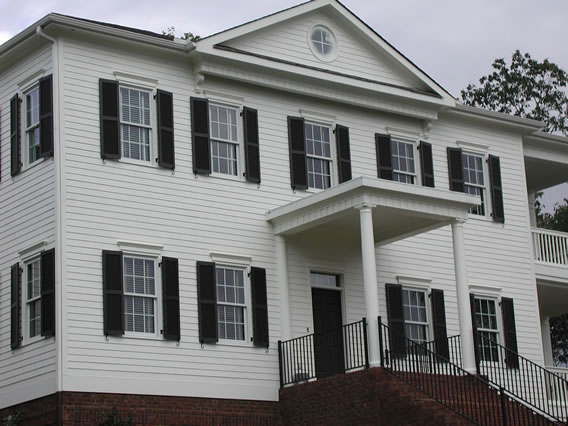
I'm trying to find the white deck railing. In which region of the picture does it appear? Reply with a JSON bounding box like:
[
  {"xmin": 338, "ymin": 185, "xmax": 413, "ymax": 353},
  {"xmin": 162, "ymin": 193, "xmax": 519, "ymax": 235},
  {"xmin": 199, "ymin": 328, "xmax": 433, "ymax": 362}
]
[
  {"xmin": 546, "ymin": 366, "xmax": 568, "ymax": 405},
  {"xmin": 532, "ymin": 228, "xmax": 568, "ymax": 267}
]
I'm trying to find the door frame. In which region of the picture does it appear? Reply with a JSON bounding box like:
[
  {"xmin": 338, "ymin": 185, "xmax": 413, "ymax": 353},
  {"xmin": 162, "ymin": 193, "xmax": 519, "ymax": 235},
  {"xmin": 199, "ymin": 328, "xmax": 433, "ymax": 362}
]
[{"xmin": 307, "ymin": 268, "xmax": 345, "ymax": 334}]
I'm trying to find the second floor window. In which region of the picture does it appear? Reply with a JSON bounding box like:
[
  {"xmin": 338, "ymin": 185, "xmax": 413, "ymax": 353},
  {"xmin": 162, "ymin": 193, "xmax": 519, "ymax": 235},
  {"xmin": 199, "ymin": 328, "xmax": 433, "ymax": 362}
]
[
  {"xmin": 210, "ymin": 104, "xmax": 239, "ymax": 176},
  {"xmin": 305, "ymin": 122, "xmax": 332, "ymax": 190},
  {"xmin": 462, "ymin": 152, "xmax": 486, "ymax": 215},
  {"xmin": 391, "ymin": 139, "xmax": 416, "ymax": 184},
  {"xmin": 120, "ymin": 87, "xmax": 151, "ymax": 162},
  {"xmin": 25, "ymin": 86, "xmax": 40, "ymax": 166}
]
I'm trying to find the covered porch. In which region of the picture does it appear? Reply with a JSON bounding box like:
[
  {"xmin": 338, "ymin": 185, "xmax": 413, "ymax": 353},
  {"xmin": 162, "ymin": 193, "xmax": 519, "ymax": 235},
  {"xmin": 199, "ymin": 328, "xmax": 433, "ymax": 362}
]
[{"xmin": 266, "ymin": 176, "xmax": 479, "ymax": 376}]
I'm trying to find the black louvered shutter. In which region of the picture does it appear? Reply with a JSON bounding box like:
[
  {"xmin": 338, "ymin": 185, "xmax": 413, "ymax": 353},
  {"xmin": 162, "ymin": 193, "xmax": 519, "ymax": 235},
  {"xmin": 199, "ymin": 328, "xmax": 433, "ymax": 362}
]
[
  {"xmin": 10, "ymin": 94, "xmax": 21, "ymax": 176},
  {"xmin": 197, "ymin": 261, "xmax": 217, "ymax": 343},
  {"xmin": 102, "ymin": 250, "xmax": 124, "ymax": 336},
  {"xmin": 419, "ymin": 141, "xmax": 435, "ymax": 188},
  {"xmin": 243, "ymin": 107, "xmax": 261, "ymax": 183},
  {"xmin": 41, "ymin": 248, "xmax": 56, "ymax": 337},
  {"xmin": 335, "ymin": 125, "xmax": 352, "ymax": 183},
  {"xmin": 39, "ymin": 75, "xmax": 54, "ymax": 158},
  {"xmin": 157, "ymin": 90, "xmax": 175, "ymax": 169},
  {"xmin": 386, "ymin": 284, "xmax": 406, "ymax": 357},
  {"xmin": 430, "ymin": 289, "xmax": 449, "ymax": 360},
  {"xmin": 375, "ymin": 134, "xmax": 392, "ymax": 180},
  {"xmin": 11, "ymin": 263, "xmax": 21, "ymax": 349},
  {"xmin": 501, "ymin": 297, "xmax": 519, "ymax": 369},
  {"xmin": 288, "ymin": 116, "xmax": 307, "ymax": 189},
  {"xmin": 191, "ymin": 97, "xmax": 211, "ymax": 174},
  {"xmin": 447, "ymin": 147, "xmax": 464, "ymax": 192},
  {"xmin": 162, "ymin": 257, "xmax": 180, "ymax": 341},
  {"xmin": 470, "ymin": 293, "xmax": 480, "ymax": 369},
  {"xmin": 251, "ymin": 267, "xmax": 269, "ymax": 347},
  {"xmin": 488, "ymin": 155, "xmax": 505, "ymax": 223},
  {"xmin": 99, "ymin": 79, "xmax": 120, "ymax": 159}
]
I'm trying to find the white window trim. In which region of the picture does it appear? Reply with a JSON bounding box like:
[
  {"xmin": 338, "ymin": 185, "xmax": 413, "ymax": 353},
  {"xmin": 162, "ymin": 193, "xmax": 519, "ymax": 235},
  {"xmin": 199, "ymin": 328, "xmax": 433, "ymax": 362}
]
[
  {"xmin": 19, "ymin": 243, "xmax": 47, "ymax": 346},
  {"xmin": 208, "ymin": 101, "xmax": 244, "ymax": 181},
  {"xmin": 307, "ymin": 24, "xmax": 339, "ymax": 63},
  {"xmin": 303, "ymin": 119, "xmax": 336, "ymax": 192},
  {"xmin": 214, "ymin": 263, "xmax": 253, "ymax": 347},
  {"xmin": 122, "ymin": 254, "xmax": 162, "ymax": 339},
  {"xmin": 461, "ymin": 150, "xmax": 492, "ymax": 220},
  {"xmin": 472, "ymin": 295, "xmax": 503, "ymax": 363},
  {"xmin": 402, "ymin": 286, "xmax": 431, "ymax": 344},
  {"xmin": 21, "ymin": 84, "xmax": 42, "ymax": 171},
  {"xmin": 117, "ymin": 83, "xmax": 157, "ymax": 167}
]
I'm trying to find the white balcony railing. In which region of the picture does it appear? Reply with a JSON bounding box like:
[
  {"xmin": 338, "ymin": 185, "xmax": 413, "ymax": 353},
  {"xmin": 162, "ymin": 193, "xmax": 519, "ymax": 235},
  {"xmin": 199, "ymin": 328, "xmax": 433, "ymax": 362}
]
[
  {"xmin": 532, "ymin": 228, "xmax": 568, "ymax": 267},
  {"xmin": 546, "ymin": 366, "xmax": 568, "ymax": 404}
]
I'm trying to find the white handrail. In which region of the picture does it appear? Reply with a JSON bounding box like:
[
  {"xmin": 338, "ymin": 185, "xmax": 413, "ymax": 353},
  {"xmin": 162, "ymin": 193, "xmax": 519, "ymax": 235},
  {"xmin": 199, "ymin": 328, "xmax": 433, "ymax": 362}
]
[{"xmin": 532, "ymin": 228, "xmax": 568, "ymax": 267}]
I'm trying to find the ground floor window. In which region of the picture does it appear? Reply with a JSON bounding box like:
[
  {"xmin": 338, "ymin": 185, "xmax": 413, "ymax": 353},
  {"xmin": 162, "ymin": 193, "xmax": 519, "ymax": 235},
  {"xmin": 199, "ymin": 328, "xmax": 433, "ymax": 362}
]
[
  {"xmin": 216, "ymin": 266, "xmax": 246, "ymax": 341},
  {"xmin": 402, "ymin": 288, "xmax": 429, "ymax": 343},
  {"xmin": 474, "ymin": 297, "xmax": 499, "ymax": 361}
]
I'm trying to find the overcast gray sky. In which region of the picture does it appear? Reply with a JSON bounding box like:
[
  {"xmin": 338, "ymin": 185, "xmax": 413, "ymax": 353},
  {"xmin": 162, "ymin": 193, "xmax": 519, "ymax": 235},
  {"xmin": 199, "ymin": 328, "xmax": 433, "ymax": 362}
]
[{"xmin": 1, "ymin": 0, "xmax": 566, "ymax": 209}]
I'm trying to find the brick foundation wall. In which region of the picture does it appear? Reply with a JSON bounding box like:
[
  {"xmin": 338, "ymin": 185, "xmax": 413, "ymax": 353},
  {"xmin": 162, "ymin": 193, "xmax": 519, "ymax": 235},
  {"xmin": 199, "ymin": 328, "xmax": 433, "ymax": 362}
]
[
  {"xmin": 61, "ymin": 392, "xmax": 280, "ymax": 426},
  {"xmin": 0, "ymin": 394, "xmax": 58, "ymax": 426}
]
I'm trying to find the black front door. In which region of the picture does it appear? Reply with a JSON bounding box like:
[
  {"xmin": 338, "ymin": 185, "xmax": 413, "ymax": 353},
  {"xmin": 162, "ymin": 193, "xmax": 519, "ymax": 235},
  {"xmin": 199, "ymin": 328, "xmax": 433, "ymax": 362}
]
[{"xmin": 312, "ymin": 288, "xmax": 344, "ymax": 379}]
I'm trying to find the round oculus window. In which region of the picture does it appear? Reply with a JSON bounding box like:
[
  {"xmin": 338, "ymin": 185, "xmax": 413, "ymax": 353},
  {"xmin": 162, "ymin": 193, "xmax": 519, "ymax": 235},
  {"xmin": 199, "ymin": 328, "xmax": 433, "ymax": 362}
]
[{"xmin": 309, "ymin": 25, "xmax": 338, "ymax": 61}]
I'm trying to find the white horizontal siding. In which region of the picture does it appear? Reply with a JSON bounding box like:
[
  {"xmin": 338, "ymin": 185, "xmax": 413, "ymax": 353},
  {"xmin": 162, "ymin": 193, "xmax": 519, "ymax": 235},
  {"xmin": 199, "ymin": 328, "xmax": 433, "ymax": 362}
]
[
  {"xmin": 59, "ymin": 30, "xmax": 542, "ymax": 404},
  {"xmin": 0, "ymin": 42, "xmax": 57, "ymax": 409},
  {"xmin": 226, "ymin": 10, "xmax": 428, "ymax": 92}
]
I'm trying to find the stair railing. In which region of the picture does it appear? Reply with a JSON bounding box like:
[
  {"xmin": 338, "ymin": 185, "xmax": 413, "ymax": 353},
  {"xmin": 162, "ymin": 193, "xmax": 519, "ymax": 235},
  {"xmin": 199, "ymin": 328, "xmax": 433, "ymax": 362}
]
[
  {"xmin": 475, "ymin": 331, "xmax": 568, "ymax": 423},
  {"xmin": 378, "ymin": 317, "xmax": 557, "ymax": 425}
]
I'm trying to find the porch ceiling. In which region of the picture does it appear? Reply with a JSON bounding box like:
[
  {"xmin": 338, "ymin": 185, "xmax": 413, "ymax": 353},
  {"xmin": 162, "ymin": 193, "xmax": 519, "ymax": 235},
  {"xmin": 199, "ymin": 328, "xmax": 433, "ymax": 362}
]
[
  {"xmin": 524, "ymin": 133, "xmax": 568, "ymax": 193},
  {"xmin": 266, "ymin": 177, "xmax": 478, "ymax": 245},
  {"xmin": 538, "ymin": 281, "xmax": 568, "ymax": 317}
]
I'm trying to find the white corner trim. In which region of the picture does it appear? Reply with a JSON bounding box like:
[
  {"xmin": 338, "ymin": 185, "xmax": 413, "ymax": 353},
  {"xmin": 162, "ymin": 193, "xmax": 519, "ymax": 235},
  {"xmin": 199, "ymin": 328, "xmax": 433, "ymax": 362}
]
[
  {"xmin": 469, "ymin": 283, "xmax": 502, "ymax": 296},
  {"xmin": 113, "ymin": 71, "xmax": 158, "ymax": 88},
  {"xmin": 19, "ymin": 241, "xmax": 48, "ymax": 258},
  {"xmin": 386, "ymin": 126, "xmax": 422, "ymax": 141},
  {"xmin": 396, "ymin": 275, "xmax": 432, "ymax": 287},
  {"xmin": 203, "ymin": 89, "xmax": 245, "ymax": 104},
  {"xmin": 457, "ymin": 140, "xmax": 489, "ymax": 153},
  {"xmin": 117, "ymin": 240, "xmax": 164, "ymax": 256},
  {"xmin": 17, "ymin": 69, "xmax": 46, "ymax": 90},
  {"xmin": 209, "ymin": 252, "xmax": 252, "ymax": 266},
  {"xmin": 299, "ymin": 108, "xmax": 336, "ymax": 123}
]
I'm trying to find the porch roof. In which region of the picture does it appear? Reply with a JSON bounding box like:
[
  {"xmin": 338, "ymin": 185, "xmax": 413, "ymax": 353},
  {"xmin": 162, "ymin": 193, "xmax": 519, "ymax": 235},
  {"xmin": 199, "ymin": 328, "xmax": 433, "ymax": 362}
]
[{"xmin": 266, "ymin": 176, "xmax": 478, "ymax": 245}]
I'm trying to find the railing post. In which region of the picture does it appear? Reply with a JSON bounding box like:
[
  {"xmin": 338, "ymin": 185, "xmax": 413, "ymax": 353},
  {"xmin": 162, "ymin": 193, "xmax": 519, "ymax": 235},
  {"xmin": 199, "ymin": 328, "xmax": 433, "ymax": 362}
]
[
  {"xmin": 278, "ymin": 340, "xmax": 284, "ymax": 389},
  {"xmin": 378, "ymin": 316, "xmax": 384, "ymax": 367},
  {"xmin": 500, "ymin": 386, "xmax": 508, "ymax": 426},
  {"xmin": 362, "ymin": 317, "xmax": 369, "ymax": 369}
]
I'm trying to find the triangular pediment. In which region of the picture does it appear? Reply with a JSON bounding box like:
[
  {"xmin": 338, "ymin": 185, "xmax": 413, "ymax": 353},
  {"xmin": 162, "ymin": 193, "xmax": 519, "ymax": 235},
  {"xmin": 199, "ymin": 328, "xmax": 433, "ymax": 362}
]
[{"xmin": 197, "ymin": 0, "xmax": 453, "ymax": 102}]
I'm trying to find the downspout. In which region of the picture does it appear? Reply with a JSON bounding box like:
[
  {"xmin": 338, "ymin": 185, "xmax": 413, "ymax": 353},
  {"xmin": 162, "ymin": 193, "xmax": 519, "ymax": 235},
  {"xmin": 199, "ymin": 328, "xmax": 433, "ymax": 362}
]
[{"xmin": 35, "ymin": 25, "xmax": 64, "ymax": 419}]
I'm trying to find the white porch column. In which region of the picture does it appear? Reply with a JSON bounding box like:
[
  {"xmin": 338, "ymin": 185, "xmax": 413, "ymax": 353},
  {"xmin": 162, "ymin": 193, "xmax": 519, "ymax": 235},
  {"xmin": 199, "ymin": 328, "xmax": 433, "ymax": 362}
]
[
  {"xmin": 528, "ymin": 192, "xmax": 537, "ymax": 228},
  {"xmin": 541, "ymin": 317, "xmax": 554, "ymax": 367},
  {"xmin": 358, "ymin": 204, "xmax": 380, "ymax": 367},
  {"xmin": 275, "ymin": 235, "xmax": 291, "ymax": 341},
  {"xmin": 451, "ymin": 219, "xmax": 477, "ymax": 374}
]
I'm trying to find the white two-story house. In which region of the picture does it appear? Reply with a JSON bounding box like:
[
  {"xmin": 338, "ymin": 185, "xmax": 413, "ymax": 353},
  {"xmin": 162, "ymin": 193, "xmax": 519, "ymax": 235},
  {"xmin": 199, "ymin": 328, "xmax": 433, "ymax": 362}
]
[{"xmin": 1, "ymin": 0, "xmax": 567, "ymax": 424}]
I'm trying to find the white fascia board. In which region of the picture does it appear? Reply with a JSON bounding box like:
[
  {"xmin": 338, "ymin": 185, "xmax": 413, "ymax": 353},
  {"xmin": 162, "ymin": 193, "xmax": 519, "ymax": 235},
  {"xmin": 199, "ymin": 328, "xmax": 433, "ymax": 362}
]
[
  {"xmin": 266, "ymin": 176, "xmax": 477, "ymax": 221},
  {"xmin": 523, "ymin": 137, "xmax": 568, "ymax": 164},
  {"xmin": 196, "ymin": 0, "xmax": 329, "ymax": 49},
  {"xmin": 0, "ymin": 14, "xmax": 194, "ymax": 61},
  {"xmin": 196, "ymin": 53, "xmax": 454, "ymax": 115},
  {"xmin": 446, "ymin": 104, "xmax": 544, "ymax": 133},
  {"xmin": 524, "ymin": 131, "xmax": 568, "ymax": 146}
]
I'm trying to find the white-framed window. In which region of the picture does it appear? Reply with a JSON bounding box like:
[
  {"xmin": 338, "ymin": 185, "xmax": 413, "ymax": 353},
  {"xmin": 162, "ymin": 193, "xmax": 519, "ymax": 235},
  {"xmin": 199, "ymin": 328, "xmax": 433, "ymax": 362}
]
[
  {"xmin": 209, "ymin": 103, "xmax": 240, "ymax": 177},
  {"xmin": 462, "ymin": 152, "xmax": 486, "ymax": 216},
  {"xmin": 305, "ymin": 122, "xmax": 333, "ymax": 190},
  {"xmin": 391, "ymin": 139, "xmax": 417, "ymax": 184},
  {"xmin": 24, "ymin": 85, "xmax": 41, "ymax": 167},
  {"xmin": 474, "ymin": 297, "xmax": 500, "ymax": 362},
  {"xmin": 24, "ymin": 257, "xmax": 42, "ymax": 342},
  {"xmin": 216, "ymin": 266, "xmax": 247, "ymax": 341},
  {"xmin": 402, "ymin": 288, "xmax": 429, "ymax": 343},
  {"xmin": 123, "ymin": 255, "xmax": 158, "ymax": 336},
  {"xmin": 308, "ymin": 25, "xmax": 339, "ymax": 62},
  {"xmin": 119, "ymin": 86, "xmax": 152, "ymax": 162},
  {"xmin": 310, "ymin": 272, "xmax": 340, "ymax": 288}
]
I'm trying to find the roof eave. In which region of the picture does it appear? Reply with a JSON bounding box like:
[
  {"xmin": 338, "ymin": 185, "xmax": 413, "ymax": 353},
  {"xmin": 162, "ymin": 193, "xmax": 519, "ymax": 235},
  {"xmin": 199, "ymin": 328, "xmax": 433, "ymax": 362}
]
[{"xmin": 445, "ymin": 103, "xmax": 544, "ymax": 133}]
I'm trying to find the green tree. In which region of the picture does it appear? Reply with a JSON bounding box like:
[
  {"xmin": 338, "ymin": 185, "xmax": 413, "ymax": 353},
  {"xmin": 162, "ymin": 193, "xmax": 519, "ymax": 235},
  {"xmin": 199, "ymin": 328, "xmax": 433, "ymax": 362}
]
[
  {"xmin": 461, "ymin": 50, "xmax": 568, "ymax": 136},
  {"xmin": 536, "ymin": 196, "xmax": 568, "ymax": 366},
  {"xmin": 162, "ymin": 26, "xmax": 201, "ymax": 42}
]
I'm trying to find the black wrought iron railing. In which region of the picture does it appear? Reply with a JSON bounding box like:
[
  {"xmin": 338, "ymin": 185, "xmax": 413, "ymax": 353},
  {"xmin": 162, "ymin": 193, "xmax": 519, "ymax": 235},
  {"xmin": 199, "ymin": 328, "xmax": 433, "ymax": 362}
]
[
  {"xmin": 476, "ymin": 331, "xmax": 568, "ymax": 423},
  {"xmin": 379, "ymin": 317, "xmax": 556, "ymax": 425},
  {"xmin": 278, "ymin": 318, "xmax": 368, "ymax": 388},
  {"xmin": 420, "ymin": 334, "xmax": 463, "ymax": 367}
]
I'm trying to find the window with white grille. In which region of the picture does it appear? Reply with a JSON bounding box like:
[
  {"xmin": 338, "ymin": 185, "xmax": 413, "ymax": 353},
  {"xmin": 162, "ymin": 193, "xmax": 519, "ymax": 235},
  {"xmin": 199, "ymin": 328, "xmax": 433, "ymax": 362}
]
[
  {"xmin": 391, "ymin": 139, "xmax": 416, "ymax": 184},
  {"xmin": 462, "ymin": 152, "xmax": 486, "ymax": 215},
  {"xmin": 305, "ymin": 122, "xmax": 332, "ymax": 190},
  {"xmin": 123, "ymin": 256, "xmax": 157, "ymax": 335},
  {"xmin": 402, "ymin": 288, "xmax": 429, "ymax": 343},
  {"xmin": 216, "ymin": 266, "xmax": 246, "ymax": 341},
  {"xmin": 474, "ymin": 297, "xmax": 500, "ymax": 362},
  {"xmin": 209, "ymin": 104, "xmax": 239, "ymax": 176},
  {"xmin": 25, "ymin": 86, "xmax": 40, "ymax": 166},
  {"xmin": 25, "ymin": 258, "xmax": 41, "ymax": 339},
  {"xmin": 120, "ymin": 87, "xmax": 152, "ymax": 161}
]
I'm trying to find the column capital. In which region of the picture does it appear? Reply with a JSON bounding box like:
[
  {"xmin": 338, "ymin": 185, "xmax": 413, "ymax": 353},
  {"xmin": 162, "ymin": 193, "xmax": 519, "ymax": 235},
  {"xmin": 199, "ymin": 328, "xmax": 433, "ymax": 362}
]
[
  {"xmin": 355, "ymin": 202, "xmax": 376, "ymax": 211},
  {"xmin": 453, "ymin": 217, "xmax": 467, "ymax": 226}
]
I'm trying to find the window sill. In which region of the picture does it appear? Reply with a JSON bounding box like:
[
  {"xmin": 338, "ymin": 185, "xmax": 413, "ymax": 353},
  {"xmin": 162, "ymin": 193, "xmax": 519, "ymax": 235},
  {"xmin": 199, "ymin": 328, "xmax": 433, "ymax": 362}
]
[
  {"xmin": 209, "ymin": 172, "xmax": 243, "ymax": 182},
  {"xmin": 20, "ymin": 157, "xmax": 48, "ymax": 175},
  {"xmin": 116, "ymin": 333, "xmax": 169, "ymax": 342},
  {"xmin": 116, "ymin": 158, "xmax": 158, "ymax": 169},
  {"xmin": 21, "ymin": 335, "xmax": 47, "ymax": 347},
  {"xmin": 215, "ymin": 339, "xmax": 256, "ymax": 348},
  {"xmin": 467, "ymin": 214, "xmax": 501, "ymax": 224}
]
